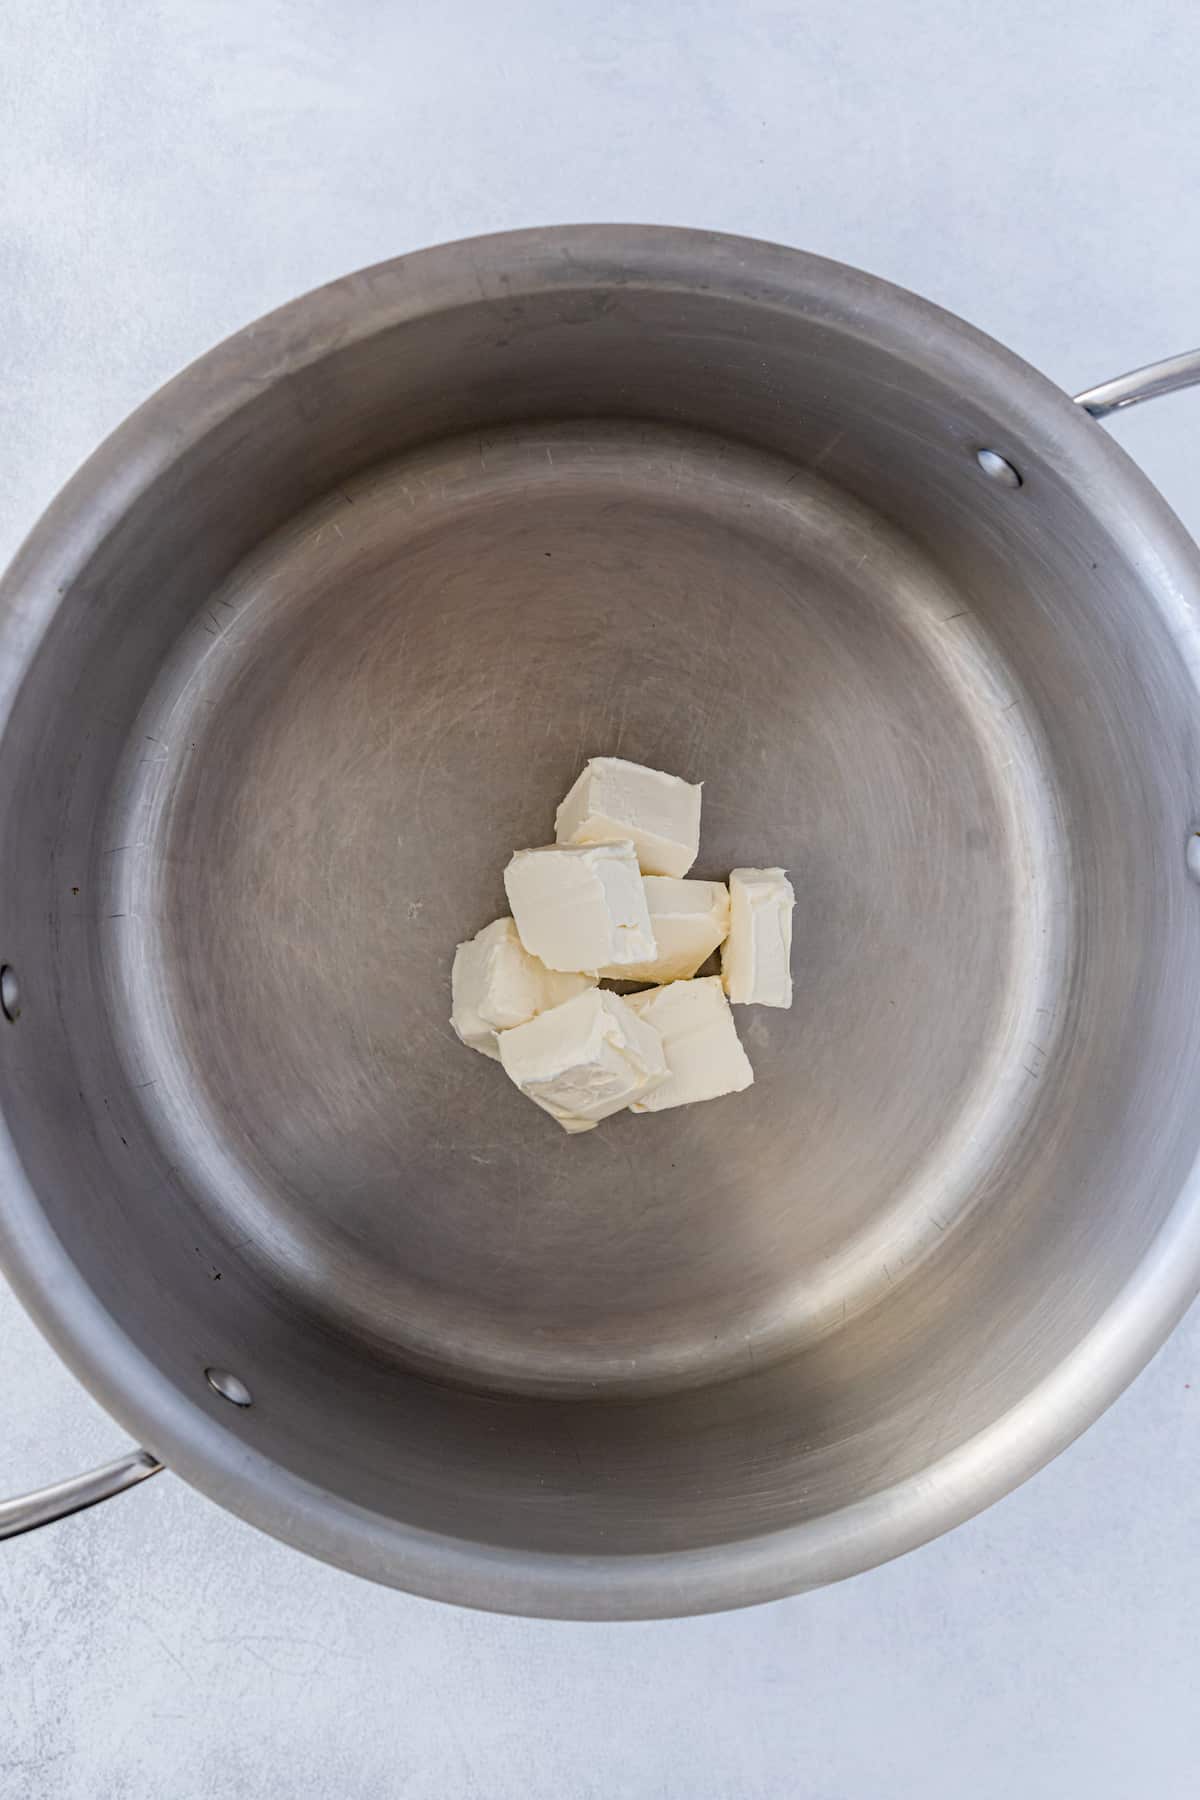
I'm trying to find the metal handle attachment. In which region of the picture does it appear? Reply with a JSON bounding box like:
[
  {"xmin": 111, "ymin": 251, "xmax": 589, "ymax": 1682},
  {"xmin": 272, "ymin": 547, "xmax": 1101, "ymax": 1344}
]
[
  {"xmin": 0, "ymin": 1448, "xmax": 162, "ymax": 1540},
  {"xmin": 1075, "ymin": 349, "xmax": 1200, "ymax": 419}
]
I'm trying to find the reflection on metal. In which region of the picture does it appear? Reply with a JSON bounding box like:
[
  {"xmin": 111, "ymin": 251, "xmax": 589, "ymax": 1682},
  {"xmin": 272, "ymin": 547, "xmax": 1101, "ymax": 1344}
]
[
  {"xmin": 0, "ymin": 1450, "xmax": 162, "ymax": 1540},
  {"xmin": 1075, "ymin": 349, "xmax": 1200, "ymax": 418}
]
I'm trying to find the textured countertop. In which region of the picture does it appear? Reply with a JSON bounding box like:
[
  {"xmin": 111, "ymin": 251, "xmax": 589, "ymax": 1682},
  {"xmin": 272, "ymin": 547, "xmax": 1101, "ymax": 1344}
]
[{"xmin": 1, "ymin": 3, "xmax": 1197, "ymax": 1794}]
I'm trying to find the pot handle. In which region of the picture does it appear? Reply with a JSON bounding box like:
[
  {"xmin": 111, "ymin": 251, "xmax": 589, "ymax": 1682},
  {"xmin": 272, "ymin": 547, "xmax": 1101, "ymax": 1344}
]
[
  {"xmin": 1074, "ymin": 348, "xmax": 1200, "ymax": 417},
  {"xmin": 0, "ymin": 1447, "xmax": 162, "ymax": 1540}
]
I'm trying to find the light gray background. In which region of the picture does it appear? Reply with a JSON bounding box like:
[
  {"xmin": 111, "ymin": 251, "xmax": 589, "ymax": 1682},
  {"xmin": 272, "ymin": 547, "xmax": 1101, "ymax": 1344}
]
[{"xmin": 2, "ymin": 3, "xmax": 1198, "ymax": 1795}]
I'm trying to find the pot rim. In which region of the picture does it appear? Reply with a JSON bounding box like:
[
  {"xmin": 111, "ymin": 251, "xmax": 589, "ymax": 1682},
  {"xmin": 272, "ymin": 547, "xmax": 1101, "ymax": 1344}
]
[{"xmin": 3, "ymin": 223, "xmax": 1200, "ymax": 1618}]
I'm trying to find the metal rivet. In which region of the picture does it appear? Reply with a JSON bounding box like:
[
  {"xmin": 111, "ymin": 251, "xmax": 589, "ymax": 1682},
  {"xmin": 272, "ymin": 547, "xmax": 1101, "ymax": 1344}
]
[
  {"xmin": 0, "ymin": 966, "xmax": 20, "ymax": 1023},
  {"xmin": 1187, "ymin": 834, "xmax": 1200, "ymax": 883},
  {"xmin": 976, "ymin": 448, "xmax": 1023, "ymax": 489},
  {"xmin": 205, "ymin": 1367, "xmax": 253, "ymax": 1407}
]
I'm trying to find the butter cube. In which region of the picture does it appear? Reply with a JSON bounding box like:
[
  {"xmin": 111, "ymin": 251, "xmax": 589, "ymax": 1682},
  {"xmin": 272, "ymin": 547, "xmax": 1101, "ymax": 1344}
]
[
  {"xmin": 450, "ymin": 918, "xmax": 595, "ymax": 1060},
  {"xmin": 721, "ymin": 868, "xmax": 795, "ymax": 1007},
  {"xmin": 555, "ymin": 756, "xmax": 702, "ymax": 878},
  {"xmin": 504, "ymin": 841, "xmax": 655, "ymax": 974},
  {"xmin": 498, "ymin": 989, "xmax": 669, "ymax": 1132},
  {"xmin": 625, "ymin": 977, "xmax": 754, "ymax": 1112},
  {"xmin": 597, "ymin": 877, "xmax": 729, "ymax": 983}
]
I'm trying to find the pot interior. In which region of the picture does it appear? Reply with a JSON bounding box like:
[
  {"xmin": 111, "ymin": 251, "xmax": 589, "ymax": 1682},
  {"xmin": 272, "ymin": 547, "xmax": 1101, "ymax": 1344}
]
[{"xmin": 2, "ymin": 231, "xmax": 1199, "ymax": 1612}]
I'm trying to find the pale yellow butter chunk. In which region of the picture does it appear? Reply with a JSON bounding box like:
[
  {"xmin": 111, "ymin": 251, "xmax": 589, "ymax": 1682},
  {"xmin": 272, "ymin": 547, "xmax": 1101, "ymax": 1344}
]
[
  {"xmin": 554, "ymin": 756, "xmax": 702, "ymax": 877},
  {"xmin": 625, "ymin": 977, "xmax": 754, "ymax": 1112},
  {"xmin": 498, "ymin": 988, "xmax": 669, "ymax": 1132},
  {"xmin": 450, "ymin": 918, "xmax": 595, "ymax": 1060},
  {"xmin": 721, "ymin": 867, "xmax": 795, "ymax": 1007},
  {"xmin": 597, "ymin": 877, "xmax": 729, "ymax": 982},
  {"xmin": 504, "ymin": 841, "xmax": 655, "ymax": 973}
]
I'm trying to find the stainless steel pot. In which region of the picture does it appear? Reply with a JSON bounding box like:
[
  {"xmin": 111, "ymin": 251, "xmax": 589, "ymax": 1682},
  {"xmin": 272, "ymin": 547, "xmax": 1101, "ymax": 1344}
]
[{"xmin": 2, "ymin": 226, "xmax": 1199, "ymax": 1619}]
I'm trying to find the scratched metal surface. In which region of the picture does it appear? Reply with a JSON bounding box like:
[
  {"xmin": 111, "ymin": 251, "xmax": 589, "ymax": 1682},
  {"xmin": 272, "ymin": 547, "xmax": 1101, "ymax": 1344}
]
[
  {"xmin": 1, "ymin": 0, "xmax": 1198, "ymax": 1792},
  {"xmin": 110, "ymin": 419, "xmax": 1050, "ymax": 1397}
]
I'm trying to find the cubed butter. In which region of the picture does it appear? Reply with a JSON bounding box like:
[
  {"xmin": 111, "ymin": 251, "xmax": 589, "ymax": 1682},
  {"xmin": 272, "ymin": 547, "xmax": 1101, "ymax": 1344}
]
[
  {"xmin": 721, "ymin": 867, "xmax": 795, "ymax": 1007},
  {"xmin": 450, "ymin": 917, "xmax": 595, "ymax": 1060},
  {"xmin": 554, "ymin": 756, "xmax": 702, "ymax": 878},
  {"xmin": 625, "ymin": 977, "xmax": 754, "ymax": 1112},
  {"xmin": 504, "ymin": 841, "xmax": 655, "ymax": 973},
  {"xmin": 597, "ymin": 876, "xmax": 730, "ymax": 982},
  {"xmin": 498, "ymin": 988, "xmax": 669, "ymax": 1132}
]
